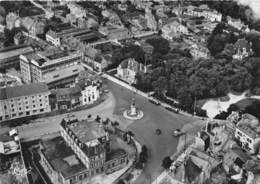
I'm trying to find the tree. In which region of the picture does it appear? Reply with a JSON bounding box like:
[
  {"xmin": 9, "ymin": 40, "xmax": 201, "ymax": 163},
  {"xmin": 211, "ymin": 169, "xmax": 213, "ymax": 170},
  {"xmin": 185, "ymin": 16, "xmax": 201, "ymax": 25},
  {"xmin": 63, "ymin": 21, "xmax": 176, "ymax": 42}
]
[
  {"xmin": 152, "ymin": 76, "xmax": 168, "ymax": 95},
  {"xmin": 146, "ymin": 37, "xmax": 170, "ymax": 55},
  {"xmin": 127, "ymin": 131, "xmax": 134, "ymax": 144},
  {"xmin": 162, "ymin": 156, "xmax": 172, "ymax": 170}
]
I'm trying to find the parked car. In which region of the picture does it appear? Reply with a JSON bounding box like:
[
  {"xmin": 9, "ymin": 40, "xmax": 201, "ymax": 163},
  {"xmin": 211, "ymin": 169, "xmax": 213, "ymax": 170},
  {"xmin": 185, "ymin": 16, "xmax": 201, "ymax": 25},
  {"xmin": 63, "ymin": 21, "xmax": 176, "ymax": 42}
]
[
  {"xmin": 148, "ymin": 98, "xmax": 160, "ymax": 105},
  {"xmin": 165, "ymin": 106, "xmax": 179, "ymax": 113},
  {"xmin": 173, "ymin": 129, "xmax": 185, "ymax": 137}
]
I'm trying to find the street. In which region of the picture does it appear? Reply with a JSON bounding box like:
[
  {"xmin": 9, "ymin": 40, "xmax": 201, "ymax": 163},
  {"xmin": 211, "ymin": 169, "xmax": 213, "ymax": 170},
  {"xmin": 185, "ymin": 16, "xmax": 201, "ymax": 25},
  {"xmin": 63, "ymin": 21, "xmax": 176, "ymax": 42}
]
[
  {"xmin": 105, "ymin": 80, "xmax": 199, "ymax": 184},
  {"xmin": 0, "ymin": 80, "xmax": 199, "ymax": 184}
]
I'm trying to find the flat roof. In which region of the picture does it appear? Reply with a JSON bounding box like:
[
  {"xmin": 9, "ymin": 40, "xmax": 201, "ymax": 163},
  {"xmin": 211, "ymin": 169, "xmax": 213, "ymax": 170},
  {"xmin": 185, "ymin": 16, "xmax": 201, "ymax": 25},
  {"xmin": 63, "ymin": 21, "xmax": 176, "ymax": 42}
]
[
  {"xmin": 0, "ymin": 46, "xmax": 34, "ymax": 60},
  {"xmin": 0, "ymin": 83, "xmax": 49, "ymax": 100},
  {"xmin": 43, "ymin": 64, "xmax": 85, "ymax": 84},
  {"xmin": 68, "ymin": 120, "xmax": 106, "ymax": 143},
  {"xmin": 41, "ymin": 136, "xmax": 87, "ymax": 179}
]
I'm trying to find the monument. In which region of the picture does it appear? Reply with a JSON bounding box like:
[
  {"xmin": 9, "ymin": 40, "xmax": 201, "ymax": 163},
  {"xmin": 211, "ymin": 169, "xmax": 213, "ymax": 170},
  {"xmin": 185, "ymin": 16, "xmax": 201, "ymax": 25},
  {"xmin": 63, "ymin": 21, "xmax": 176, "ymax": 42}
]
[{"xmin": 123, "ymin": 99, "xmax": 144, "ymax": 120}]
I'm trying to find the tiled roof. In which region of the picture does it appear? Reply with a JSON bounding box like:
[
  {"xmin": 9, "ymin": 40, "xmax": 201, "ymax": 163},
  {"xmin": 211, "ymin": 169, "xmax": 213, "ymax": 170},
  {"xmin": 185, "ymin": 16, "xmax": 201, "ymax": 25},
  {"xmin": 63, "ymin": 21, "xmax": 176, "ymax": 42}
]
[{"xmin": 0, "ymin": 83, "xmax": 49, "ymax": 100}]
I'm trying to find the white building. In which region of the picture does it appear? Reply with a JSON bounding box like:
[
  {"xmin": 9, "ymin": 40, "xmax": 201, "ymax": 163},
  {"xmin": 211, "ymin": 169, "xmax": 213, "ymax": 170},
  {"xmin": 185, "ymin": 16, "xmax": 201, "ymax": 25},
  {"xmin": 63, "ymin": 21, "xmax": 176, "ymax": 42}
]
[
  {"xmin": 184, "ymin": 6, "xmax": 222, "ymax": 22},
  {"xmin": 20, "ymin": 49, "xmax": 82, "ymax": 84},
  {"xmin": 116, "ymin": 58, "xmax": 146, "ymax": 84},
  {"xmin": 235, "ymin": 125, "xmax": 260, "ymax": 153},
  {"xmin": 161, "ymin": 21, "xmax": 189, "ymax": 40},
  {"xmin": 81, "ymin": 81, "xmax": 100, "ymax": 105},
  {"xmin": 190, "ymin": 44, "xmax": 210, "ymax": 60},
  {"xmin": 0, "ymin": 83, "xmax": 51, "ymax": 122},
  {"xmin": 46, "ymin": 30, "xmax": 61, "ymax": 47}
]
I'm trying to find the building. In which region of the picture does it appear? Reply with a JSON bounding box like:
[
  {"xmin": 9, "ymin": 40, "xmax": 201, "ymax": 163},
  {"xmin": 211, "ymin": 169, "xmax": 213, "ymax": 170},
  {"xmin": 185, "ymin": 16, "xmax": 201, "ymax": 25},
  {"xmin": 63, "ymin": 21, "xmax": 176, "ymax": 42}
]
[
  {"xmin": 0, "ymin": 130, "xmax": 29, "ymax": 184},
  {"xmin": 145, "ymin": 8, "xmax": 157, "ymax": 31},
  {"xmin": 44, "ymin": 65, "xmax": 85, "ymax": 89},
  {"xmin": 235, "ymin": 122, "xmax": 260, "ymax": 153},
  {"xmin": 223, "ymin": 147, "xmax": 251, "ymax": 173},
  {"xmin": 54, "ymin": 79, "xmax": 100, "ymax": 110},
  {"xmin": 98, "ymin": 26, "xmax": 132, "ymax": 40},
  {"xmin": 39, "ymin": 118, "xmax": 128, "ymax": 184},
  {"xmin": 184, "ymin": 5, "xmax": 222, "ymax": 22},
  {"xmin": 0, "ymin": 83, "xmax": 51, "ymax": 122},
  {"xmin": 227, "ymin": 16, "xmax": 248, "ymax": 31},
  {"xmin": 6, "ymin": 12, "xmax": 20, "ymax": 30},
  {"xmin": 46, "ymin": 27, "xmax": 104, "ymax": 47},
  {"xmin": 0, "ymin": 45, "xmax": 34, "ymax": 70},
  {"xmin": 232, "ymin": 39, "xmax": 252, "ymax": 60},
  {"xmin": 190, "ymin": 44, "xmax": 210, "ymax": 60},
  {"xmin": 161, "ymin": 21, "xmax": 189, "ymax": 40},
  {"xmin": 116, "ymin": 58, "xmax": 146, "ymax": 84},
  {"xmin": 20, "ymin": 49, "xmax": 83, "ymax": 84},
  {"xmin": 0, "ymin": 129, "xmax": 20, "ymax": 155},
  {"xmin": 21, "ymin": 16, "xmax": 45, "ymax": 36}
]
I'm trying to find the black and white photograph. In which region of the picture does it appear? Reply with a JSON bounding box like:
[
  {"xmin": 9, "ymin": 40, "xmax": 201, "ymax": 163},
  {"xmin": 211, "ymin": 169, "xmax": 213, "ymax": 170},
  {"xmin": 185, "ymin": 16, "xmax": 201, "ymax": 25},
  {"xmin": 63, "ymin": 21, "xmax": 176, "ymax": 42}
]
[{"xmin": 0, "ymin": 0, "xmax": 260, "ymax": 184}]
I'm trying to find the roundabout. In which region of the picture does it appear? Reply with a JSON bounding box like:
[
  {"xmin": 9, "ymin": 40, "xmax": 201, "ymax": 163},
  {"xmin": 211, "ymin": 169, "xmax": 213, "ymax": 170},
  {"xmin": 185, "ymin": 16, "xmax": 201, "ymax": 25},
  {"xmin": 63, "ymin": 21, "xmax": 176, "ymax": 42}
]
[{"xmin": 123, "ymin": 99, "xmax": 144, "ymax": 120}]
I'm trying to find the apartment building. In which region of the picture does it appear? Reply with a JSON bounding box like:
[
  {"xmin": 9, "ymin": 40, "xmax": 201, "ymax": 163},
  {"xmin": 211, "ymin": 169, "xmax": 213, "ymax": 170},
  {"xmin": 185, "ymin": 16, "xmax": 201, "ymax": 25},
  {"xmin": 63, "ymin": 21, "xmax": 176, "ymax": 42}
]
[
  {"xmin": 39, "ymin": 118, "xmax": 128, "ymax": 184},
  {"xmin": 19, "ymin": 49, "xmax": 83, "ymax": 85},
  {"xmin": 0, "ymin": 83, "xmax": 51, "ymax": 122}
]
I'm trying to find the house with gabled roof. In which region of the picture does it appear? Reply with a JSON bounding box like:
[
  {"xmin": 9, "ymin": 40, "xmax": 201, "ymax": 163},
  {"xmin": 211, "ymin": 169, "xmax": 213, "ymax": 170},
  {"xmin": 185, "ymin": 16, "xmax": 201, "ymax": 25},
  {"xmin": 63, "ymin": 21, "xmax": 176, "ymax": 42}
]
[{"xmin": 116, "ymin": 58, "xmax": 147, "ymax": 84}]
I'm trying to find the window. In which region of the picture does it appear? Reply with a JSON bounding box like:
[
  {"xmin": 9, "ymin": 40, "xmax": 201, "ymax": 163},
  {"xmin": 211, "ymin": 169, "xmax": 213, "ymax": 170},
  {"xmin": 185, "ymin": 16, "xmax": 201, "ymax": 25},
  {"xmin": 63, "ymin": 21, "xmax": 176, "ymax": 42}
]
[
  {"xmin": 0, "ymin": 116, "xmax": 2, "ymax": 121},
  {"xmin": 5, "ymin": 115, "xmax": 9, "ymax": 119},
  {"xmin": 33, "ymin": 105, "xmax": 36, "ymax": 108},
  {"xmin": 40, "ymin": 104, "xmax": 42, "ymax": 107},
  {"xmin": 79, "ymin": 175, "xmax": 83, "ymax": 180},
  {"xmin": 33, "ymin": 110, "xmax": 37, "ymax": 113},
  {"xmin": 39, "ymin": 99, "xmax": 42, "ymax": 102},
  {"xmin": 19, "ymin": 107, "xmax": 22, "ymax": 111},
  {"xmin": 32, "ymin": 100, "xmax": 35, "ymax": 103},
  {"xmin": 18, "ymin": 112, "xmax": 23, "ymax": 116},
  {"xmin": 26, "ymin": 111, "xmax": 30, "ymax": 115},
  {"xmin": 40, "ymin": 109, "xmax": 44, "ymax": 112},
  {"xmin": 12, "ymin": 114, "xmax": 16, "ymax": 117}
]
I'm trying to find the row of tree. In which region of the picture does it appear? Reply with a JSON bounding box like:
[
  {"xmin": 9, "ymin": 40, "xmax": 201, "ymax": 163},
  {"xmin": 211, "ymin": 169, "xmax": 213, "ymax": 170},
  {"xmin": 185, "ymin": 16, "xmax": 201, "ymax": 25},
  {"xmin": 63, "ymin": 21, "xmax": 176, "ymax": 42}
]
[{"xmin": 134, "ymin": 37, "xmax": 260, "ymax": 112}]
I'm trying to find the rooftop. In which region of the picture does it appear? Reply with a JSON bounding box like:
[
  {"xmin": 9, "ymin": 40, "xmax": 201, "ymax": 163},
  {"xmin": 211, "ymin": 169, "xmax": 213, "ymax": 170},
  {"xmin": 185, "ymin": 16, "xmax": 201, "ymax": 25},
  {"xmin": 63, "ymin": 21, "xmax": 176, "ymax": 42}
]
[
  {"xmin": 43, "ymin": 64, "xmax": 85, "ymax": 84},
  {"xmin": 41, "ymin": 136, "xmax": 87, "ymax": 179},
  {"xmin": 0, "ymin": 46, "xmax": 34, "ymax": 61},
  {"xmin": 25, "ymin": 50, "xmax": 81, "ymax": 67},
  {"xmin": 67, "ymin": 119, "xmax": 106, "ymax": 143},
  {"xmin": 0, "ymin": 83, "xmax": 49, "ymax": 100}
]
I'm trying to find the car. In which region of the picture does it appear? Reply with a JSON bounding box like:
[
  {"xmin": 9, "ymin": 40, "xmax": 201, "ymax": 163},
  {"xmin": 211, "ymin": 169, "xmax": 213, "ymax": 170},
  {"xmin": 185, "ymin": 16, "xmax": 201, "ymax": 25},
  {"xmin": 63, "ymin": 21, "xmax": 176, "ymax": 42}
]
[
  {"xmin": 165, "ymin": 106, "xmax": 179, "ymax": 113},
  {"xmin": 148, "ymin": 98, "xmax": 161, "ymax": 105},
  {"xmin": 155, "ymin": 128, "xmax": 162, "ymax": 135},
  {"xmin": 173, "ymin": 129, "xmax": 185, "ymax": 137}
]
